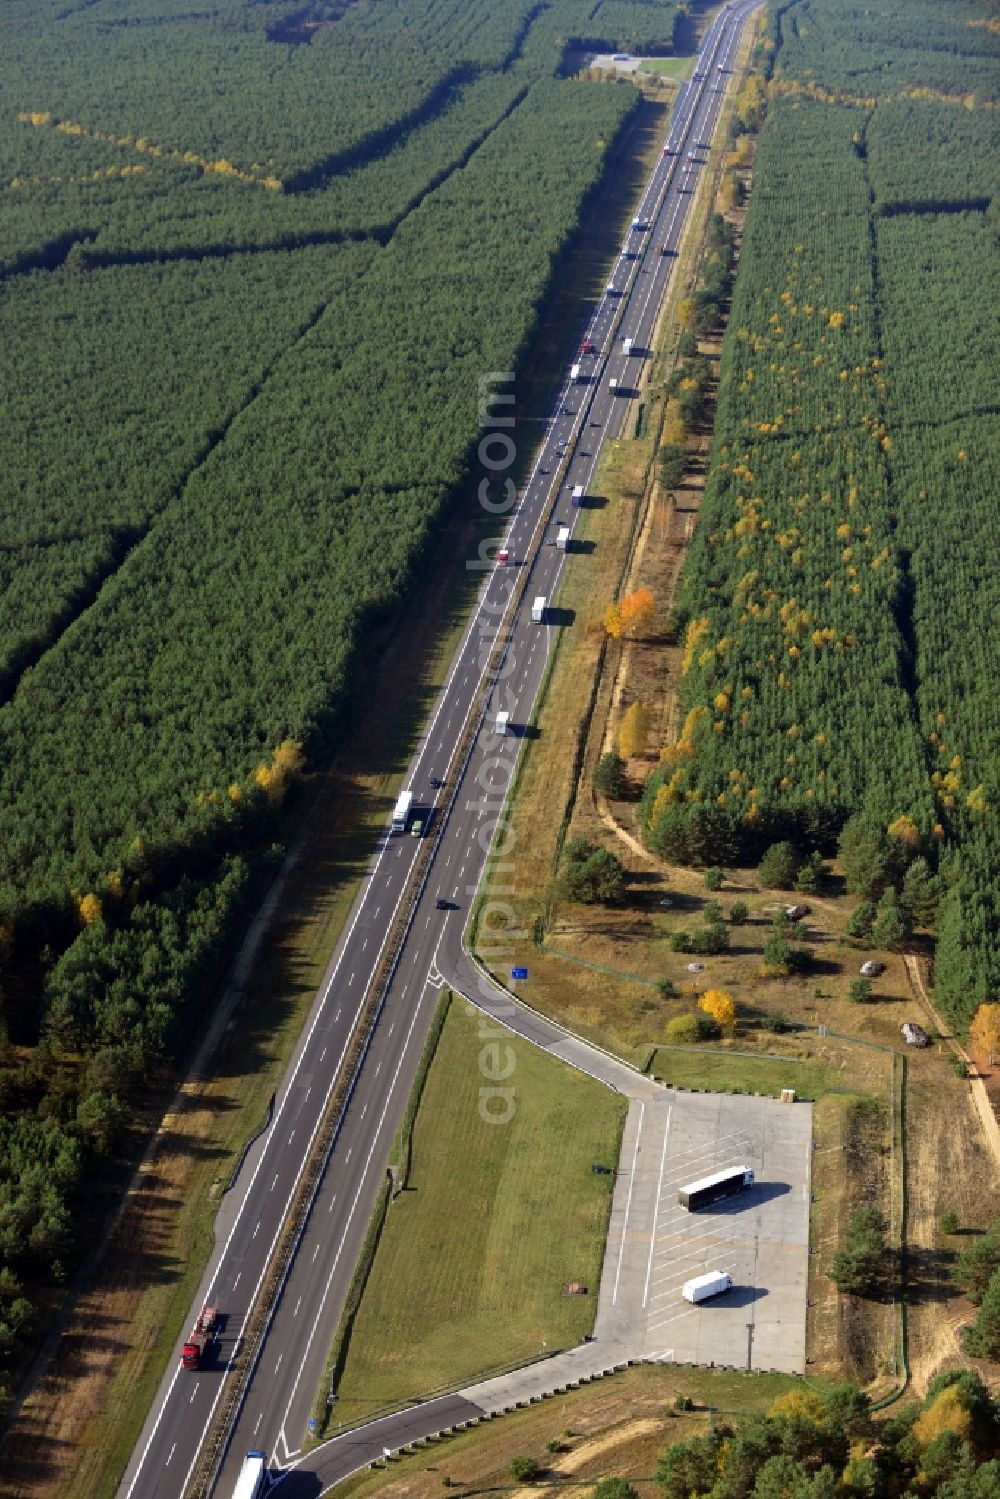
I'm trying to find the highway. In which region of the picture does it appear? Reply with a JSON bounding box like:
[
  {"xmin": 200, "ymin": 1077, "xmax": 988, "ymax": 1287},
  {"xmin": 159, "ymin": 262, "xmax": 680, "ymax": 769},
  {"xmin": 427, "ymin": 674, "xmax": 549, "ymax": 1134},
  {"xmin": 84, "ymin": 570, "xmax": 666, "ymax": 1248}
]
[{"xmin": 118, "ymin": 5, "xmax": 760, "ymax": 1495}]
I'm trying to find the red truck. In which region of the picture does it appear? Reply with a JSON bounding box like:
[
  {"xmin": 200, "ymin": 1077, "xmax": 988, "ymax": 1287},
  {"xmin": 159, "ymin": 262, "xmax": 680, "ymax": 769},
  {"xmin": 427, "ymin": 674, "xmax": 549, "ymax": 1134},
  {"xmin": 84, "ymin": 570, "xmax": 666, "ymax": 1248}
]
[{"xmin": 182, "ymin": 1304, "xmax": 218, "ymax": 1370}]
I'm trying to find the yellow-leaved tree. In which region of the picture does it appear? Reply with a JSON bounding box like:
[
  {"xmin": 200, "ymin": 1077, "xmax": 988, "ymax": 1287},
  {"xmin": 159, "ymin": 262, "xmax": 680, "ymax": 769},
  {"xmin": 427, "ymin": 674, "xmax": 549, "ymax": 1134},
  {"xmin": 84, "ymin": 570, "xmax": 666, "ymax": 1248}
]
[
  {"xmin": 619, "ymin": 701, "xmax": 651, "ymax": 760},
  {"xmin": 677, "ymin": 297, "xmax": 697, "ymax": 331},
  {"xmin": 970, "ymin": 1002, "xmax": 1000, "ymax": 1065},
  {"xmin": 887, "ymin": 813, "xmax": 922, "ymax": 853},
  {"xmin": 698, "ymin": 989, "xmax": 736, "ymax": 1029},
  {"xmin": 77, "ymin": 892, "xmax": 103, "ymax": 926},
  {"xmin": 254, "ymin": 738, "xmax": 305, "ymax": 806},
  {"xmin": 767, "ymin": 1389, "xmax": 825, "ymax": 1423},
  {"xmin": 620, "ymin": 587, "xmax": 656, "ymax": 639},
  {"xmin": 912, "ymin": 1383, "xmax": 971, "ymax": 1449},
  {"xmin": 604, "ymin": 601, "xmax": 624, "ymax": 639}
]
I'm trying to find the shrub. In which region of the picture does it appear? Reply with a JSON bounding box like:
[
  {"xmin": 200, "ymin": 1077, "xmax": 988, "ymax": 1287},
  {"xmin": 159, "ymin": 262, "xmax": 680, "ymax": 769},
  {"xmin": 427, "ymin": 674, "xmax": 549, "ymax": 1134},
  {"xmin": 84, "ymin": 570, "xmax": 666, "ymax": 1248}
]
[
  {"xmin": 559, "ymin": 839, "xmax": 627, "ymax": 905},
  {"xmin": 657, "ymin": 978, "xmax": 679, "ymax": 998},
  {"xmin": 952, "ymin": 1219, "xmax": 1000, "ymax": 1302},
  {"xmin": 592, "ymin": 1481, "xmax": 638, "ymax": 1499},
  {"xmin": 704, "ymin": 867, "xmax": 724, "ymax": 891},
  {"xmin": 939, "ymin": 1211, "xmax": 959, "ymax": 1236},
  {"xmin": 510, "ymin": 1457, "xmax": 541, "ymax": 1482},
  {"xmin": 965, "ymin": 1267, "xmax": 1000, "ymax": 1361},
  {"xmin": 871, "ymin": 889, "xmax": 912, "ymax": 951},
  {"xmin": 758, "ymin": 841, "xmax": 800, "ymax": 888},
  {"xmin": 665, "ymin": 1014, "xmax": 702, "ymax": 1044},
  {"xmin": 847, "ymin": 901, "xmax": 877, "ymax": 939},
  {"xmin": 849, "ymin": 977, "xmax": 873, "ymax": 1004},
  {"xmin": 762, "ymin": 931, "xmax": 791, "ymax": 975},
  {"xmin": 794, "ymin": 852, "xmax": 825, "ymax": 894},
  {"xmin": 689, "ymin": 921, "xmax": 729, "ymax": 955},
  {"xmin": 702, "ymin": 899, "xmax": 723, "ymax": 924},
  {"xmin": 669, "ymin": 930, "xmax": 692, "ymax": 952},
  {"xmin": 828, "ymin": 1207, "xmax": 889, "ymax": 1296},
  {"xmin": 729, "ymin": 899, "xmax": 749, "ymax": 924},
  {"xmin": 764, "ymin": 1010, "xmax": 788, "ymax": 1033},
  {"xmin": 593, "ymin": 751, "xmax": 627, "ymax": 799}
]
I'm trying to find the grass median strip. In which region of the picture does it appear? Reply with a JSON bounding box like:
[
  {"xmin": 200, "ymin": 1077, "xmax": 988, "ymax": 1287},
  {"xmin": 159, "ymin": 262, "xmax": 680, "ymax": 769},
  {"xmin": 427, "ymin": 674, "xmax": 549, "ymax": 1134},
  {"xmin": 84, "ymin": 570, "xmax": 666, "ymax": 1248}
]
[{"xmin": 317, "ymin": 994, "xmax": 626, "ymax": 1430}]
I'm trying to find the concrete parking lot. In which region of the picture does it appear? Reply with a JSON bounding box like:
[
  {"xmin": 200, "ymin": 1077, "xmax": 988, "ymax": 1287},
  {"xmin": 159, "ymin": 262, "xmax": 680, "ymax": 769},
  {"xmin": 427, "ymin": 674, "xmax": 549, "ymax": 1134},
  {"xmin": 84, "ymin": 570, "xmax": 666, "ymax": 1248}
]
[{"xmin": 595, "ymin": 1088, "xmax": 812, "ymax": 1374}]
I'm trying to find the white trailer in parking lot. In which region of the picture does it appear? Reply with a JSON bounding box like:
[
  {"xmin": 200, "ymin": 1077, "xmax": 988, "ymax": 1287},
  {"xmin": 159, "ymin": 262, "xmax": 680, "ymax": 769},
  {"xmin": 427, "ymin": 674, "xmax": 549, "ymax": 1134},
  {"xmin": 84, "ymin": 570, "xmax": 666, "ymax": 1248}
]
[{"xmin": 682, "ymin": 1271, "xmax": 733, "ymax": 1304}]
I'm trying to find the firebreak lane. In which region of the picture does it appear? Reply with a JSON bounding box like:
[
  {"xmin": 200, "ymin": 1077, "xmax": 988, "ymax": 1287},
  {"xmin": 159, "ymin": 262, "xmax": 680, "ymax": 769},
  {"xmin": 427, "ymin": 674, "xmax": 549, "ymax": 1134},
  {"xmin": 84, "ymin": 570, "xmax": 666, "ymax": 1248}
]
[{"xmin": 118, "ymin": 7, "xmax": 760, "ymax": 1496}]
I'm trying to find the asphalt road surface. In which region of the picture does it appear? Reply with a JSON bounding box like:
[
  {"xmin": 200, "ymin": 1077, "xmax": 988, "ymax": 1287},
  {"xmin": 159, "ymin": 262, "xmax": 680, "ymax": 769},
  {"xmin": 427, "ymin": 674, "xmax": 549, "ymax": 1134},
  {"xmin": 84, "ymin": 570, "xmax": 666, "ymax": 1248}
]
[{"xmin": 119, "ymin": 6, "xmax": 762, "ymax": 1495}]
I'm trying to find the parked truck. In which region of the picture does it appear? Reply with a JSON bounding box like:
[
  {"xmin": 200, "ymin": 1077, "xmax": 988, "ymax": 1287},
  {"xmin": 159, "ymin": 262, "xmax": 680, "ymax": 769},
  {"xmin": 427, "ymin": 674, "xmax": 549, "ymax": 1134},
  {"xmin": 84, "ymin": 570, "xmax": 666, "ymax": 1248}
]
[
  {"xmin": 182, "ymin": 1303, "xmax": 218, "ymax": 1371},
  {"xmin": 232, "ymin": 1451, "xmax": 270, "ymax": 1498},
  {"xmin": 682, "ymin": 1271, "xmax": 733, "ymax": 1304},
  {"xmin": 556, "ymin": 526, "xmax": 570, "ymax": 551},
  {"xmin": 678, "ymin": 1165, "xmax": 754, "ymax": 1211},
  {"xmin": 531, "ymin": 596, "xmax": 546, "ymax": 623}
]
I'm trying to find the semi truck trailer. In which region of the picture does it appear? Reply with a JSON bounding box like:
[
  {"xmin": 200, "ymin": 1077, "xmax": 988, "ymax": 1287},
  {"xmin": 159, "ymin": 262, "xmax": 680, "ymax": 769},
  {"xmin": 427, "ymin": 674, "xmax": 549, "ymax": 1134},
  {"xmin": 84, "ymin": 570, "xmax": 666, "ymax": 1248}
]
[
  {"xmin": 232, "ymin": 1451, "xmax": 270, "ymax": 1497},
  {"xmin": 682, "ymin": 1271, "xmax": 733, "ymax": 1304},
  {"xmin": 181, "ymin": 1304, "xmax": 218, "ymax": 1371},
  {"xmin": 556, "ymin": 526, "xmax": 570, "ymax": 550},
  {"xmin": 531, "ymin": 596, "xmax": 546, "ymax": 623},
  {"xmin": 678, "ymin": 1165, "xmax": 754, "ymax": 1211},
  {"xmin": 391, "ymin": 789, "xmax": 413, "ymax": 833}
]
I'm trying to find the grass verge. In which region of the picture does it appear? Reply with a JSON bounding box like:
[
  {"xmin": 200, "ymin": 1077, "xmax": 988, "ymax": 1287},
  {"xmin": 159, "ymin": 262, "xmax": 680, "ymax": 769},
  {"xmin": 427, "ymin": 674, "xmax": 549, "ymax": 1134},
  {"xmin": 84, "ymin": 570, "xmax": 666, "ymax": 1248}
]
[
  {"xmin": 646, "ymin": 1045, "xmax": 841, "ymax": 1099},
  {"xmin": 315, "ymin": 994, "xmax": 626, "ymax": 1431}
]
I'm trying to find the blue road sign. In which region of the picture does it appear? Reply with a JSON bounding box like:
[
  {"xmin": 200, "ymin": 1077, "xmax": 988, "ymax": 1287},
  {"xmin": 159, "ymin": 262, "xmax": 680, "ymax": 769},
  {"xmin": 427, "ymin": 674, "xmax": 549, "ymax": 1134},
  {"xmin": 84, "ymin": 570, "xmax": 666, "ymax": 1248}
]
[{"xmin": 511, "ymin": 966, "xmax": 528, "ymax": 980}]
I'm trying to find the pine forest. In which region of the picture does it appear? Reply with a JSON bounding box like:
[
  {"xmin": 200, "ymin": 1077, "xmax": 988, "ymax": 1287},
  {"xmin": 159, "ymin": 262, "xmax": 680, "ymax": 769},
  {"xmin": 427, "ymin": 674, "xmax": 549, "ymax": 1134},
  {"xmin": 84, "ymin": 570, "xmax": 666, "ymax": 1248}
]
[
  {"xmin": 643, "ymin": 0, "xmax": 999, "ymax": 1030},
  {"xmin": 0, "ymin": 0, "xmax": 678, "ymax": 1377}
]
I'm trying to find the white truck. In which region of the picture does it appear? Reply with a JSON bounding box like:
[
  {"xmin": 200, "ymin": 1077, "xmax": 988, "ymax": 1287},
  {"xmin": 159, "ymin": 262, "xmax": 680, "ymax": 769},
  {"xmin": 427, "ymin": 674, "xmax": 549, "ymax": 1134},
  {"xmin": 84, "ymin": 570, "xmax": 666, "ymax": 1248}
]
[
  {"xmin": 391, "ymin": 788, "xmax": 413, "ymax": 834},
  {"xmin": 232, "ymin": 1451, "xmax": 270, "ymax": 1498},
  {"xmin": 570, "ymin": 363, "xmax": 582, "ymax": 382},
  {"xmin": 556, "ymin": 526, "xmax": 570, "ymax": 551},
  {"xmin": 495, "ymin": 710, "xmax": 510, "ymax": 736},
  {"xmin": 571, "ymin": 484, "xmax": 584, "ymax": 505},
  {"xmin": 682, "ymin": 1271, "xmax": 733, "ymax": 1304},
  {"xmin": 623, "ymin": 336, "xmax": 633, "ymax": 356},
  {"xmin": 610, "ymin": 377, "xmax": 620, "ymax": 392},
  {"xmin": 531, "ymin": 596, "xmax": 546, "ymax": 623},
  {"xmin": 631, "ymin": 216, "xmax": 644, "ymax": 231}
]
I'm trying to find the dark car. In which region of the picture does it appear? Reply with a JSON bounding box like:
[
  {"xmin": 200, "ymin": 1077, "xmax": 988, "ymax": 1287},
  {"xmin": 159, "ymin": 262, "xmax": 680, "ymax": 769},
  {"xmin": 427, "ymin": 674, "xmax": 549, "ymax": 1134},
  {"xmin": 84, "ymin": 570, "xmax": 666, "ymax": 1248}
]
[
  {"xmin": 435, "ymin": 897, "xmax": 450, "ymax": 911},
  {"xmin": 430, "ymin": 776, "xmax": 443, "ymax": 789}
]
